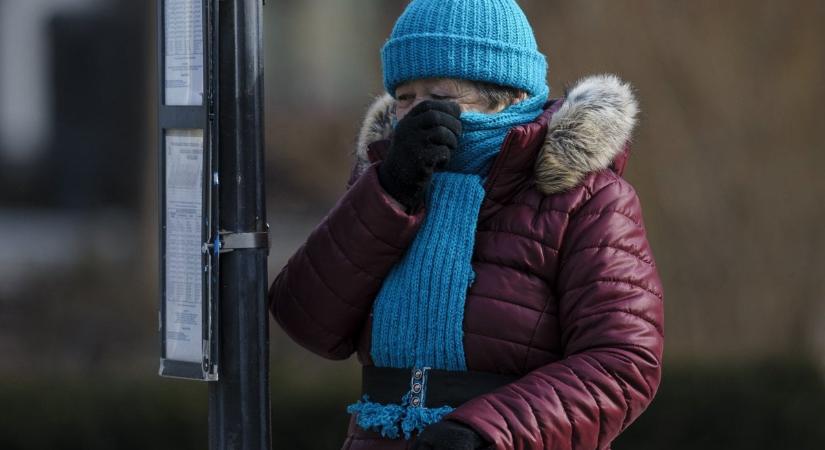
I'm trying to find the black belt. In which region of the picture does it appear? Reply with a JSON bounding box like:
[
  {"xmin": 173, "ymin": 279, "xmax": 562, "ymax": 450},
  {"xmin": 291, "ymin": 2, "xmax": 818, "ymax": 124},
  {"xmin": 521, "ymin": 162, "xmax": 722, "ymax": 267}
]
[{"xmin": 362, "ymin": 366, "xmax": 519, "ymax": 408}]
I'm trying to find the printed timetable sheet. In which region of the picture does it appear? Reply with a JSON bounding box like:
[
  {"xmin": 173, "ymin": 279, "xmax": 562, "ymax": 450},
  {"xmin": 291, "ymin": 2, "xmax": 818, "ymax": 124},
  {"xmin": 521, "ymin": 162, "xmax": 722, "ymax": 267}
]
[
  {"xmin": 164, "ymin": 129, "xmax": 204, "ymax": 363},
  {"xmin": 164, "ymin": 0, "xmax": 204, "ymax": 106}
]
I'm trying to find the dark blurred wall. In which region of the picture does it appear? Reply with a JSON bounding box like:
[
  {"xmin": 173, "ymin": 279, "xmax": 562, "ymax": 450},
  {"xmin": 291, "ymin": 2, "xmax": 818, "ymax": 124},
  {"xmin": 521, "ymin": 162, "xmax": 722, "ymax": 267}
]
[
  {"xmin": 0, "ymin": 0, "xmax": 154, "ymax": 376},
  {"xmin": 0, "ymin": 3, "xmax": 145, "ymax": 209},
  {"xmin": 48, "ymin": 9, "xmax": 146, "ymax": 209}
]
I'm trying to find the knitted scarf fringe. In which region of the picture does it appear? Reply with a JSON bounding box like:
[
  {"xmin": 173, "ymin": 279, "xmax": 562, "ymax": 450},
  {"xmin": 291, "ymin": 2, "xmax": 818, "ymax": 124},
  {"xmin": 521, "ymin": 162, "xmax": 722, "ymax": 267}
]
[{"xmin": 346, "ymin": 394, "xmax": 454, "ymax": 440}]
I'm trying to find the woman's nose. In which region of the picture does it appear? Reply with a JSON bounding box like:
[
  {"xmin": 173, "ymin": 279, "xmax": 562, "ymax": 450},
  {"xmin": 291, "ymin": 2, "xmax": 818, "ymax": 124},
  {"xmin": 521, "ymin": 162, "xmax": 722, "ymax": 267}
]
[
  {"xmin": 396, "ymin": 98, "xmax": 424, "ymax": 121},
  {"xmin": 409, "ymin": 97, "xmax": 426, "ymax": 111}
]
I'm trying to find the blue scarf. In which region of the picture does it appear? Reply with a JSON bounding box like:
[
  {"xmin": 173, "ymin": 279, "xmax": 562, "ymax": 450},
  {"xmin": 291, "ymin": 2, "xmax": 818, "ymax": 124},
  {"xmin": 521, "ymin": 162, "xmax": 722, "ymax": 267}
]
[{"xmin": 347, "ymin": 86, "xmax": 549, "ymax": 439}]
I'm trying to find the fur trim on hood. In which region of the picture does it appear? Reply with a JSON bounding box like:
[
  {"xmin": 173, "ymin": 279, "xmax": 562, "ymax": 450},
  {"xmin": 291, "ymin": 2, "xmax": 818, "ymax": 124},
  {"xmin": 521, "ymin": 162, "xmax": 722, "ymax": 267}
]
[{"xmin": 352, "ymin": 74, "xmax": 638, "ymax": 195}]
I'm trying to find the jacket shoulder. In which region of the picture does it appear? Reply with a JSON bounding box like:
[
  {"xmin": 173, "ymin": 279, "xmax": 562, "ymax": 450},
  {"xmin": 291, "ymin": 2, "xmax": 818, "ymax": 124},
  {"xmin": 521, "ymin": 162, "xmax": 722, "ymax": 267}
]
[
  {"xmin": 577, "ymin": 169, "xmax": 644, "ymax": 216},
  {"xmin": 527, "ymin": 168, "xmax": 639, "ymax": 220}
]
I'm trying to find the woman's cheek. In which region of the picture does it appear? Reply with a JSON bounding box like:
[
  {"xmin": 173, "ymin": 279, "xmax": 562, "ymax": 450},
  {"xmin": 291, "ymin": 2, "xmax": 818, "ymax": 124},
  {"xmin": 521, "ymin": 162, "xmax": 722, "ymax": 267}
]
[{"xmin": 396, "ymin": 105, "xmax": 410, "ymax": 121}]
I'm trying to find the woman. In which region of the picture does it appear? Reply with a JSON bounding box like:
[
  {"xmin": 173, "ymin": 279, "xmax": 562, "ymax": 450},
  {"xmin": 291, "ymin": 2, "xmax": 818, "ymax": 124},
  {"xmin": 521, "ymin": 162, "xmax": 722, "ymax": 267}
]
[{"xmin": 269, "ymin": 0, "xmax": 663, "ymax": 449}]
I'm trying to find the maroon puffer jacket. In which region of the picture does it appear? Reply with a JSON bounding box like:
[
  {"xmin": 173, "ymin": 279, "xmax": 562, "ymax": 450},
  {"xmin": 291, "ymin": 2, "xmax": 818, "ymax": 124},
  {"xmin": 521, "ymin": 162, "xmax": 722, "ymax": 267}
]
[{"xmin": 269, "ymin": 74, "xmax": 664, "ymax": 450}]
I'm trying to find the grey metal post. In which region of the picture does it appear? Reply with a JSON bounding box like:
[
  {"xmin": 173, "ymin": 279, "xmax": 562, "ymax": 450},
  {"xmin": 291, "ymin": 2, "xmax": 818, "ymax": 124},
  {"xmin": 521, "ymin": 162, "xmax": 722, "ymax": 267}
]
[{"xmin": 208, "ymin": 0, "xmax": 271, "ymax": 448}]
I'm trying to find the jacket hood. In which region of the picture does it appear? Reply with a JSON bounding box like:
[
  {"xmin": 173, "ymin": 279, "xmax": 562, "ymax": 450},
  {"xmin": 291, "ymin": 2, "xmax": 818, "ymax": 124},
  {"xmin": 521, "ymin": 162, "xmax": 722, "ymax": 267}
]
[{"xmin": 353, "ymin": 74, "xmax": 638, "ymax": 195}]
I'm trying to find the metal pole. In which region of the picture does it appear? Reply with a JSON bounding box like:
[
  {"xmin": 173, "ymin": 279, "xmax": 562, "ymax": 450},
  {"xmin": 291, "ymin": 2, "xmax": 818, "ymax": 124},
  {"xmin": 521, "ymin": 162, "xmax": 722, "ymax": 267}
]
[{"xmin": 208, "ymin": 0, "xmax": 271, "ymax": 448}]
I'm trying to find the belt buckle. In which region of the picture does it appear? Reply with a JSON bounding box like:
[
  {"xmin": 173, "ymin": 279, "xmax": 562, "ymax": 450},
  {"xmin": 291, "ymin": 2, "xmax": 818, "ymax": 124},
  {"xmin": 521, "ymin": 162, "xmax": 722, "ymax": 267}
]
[{"xmin": 409, "ymin": 366, "xmax": 431, "ymax": 408}]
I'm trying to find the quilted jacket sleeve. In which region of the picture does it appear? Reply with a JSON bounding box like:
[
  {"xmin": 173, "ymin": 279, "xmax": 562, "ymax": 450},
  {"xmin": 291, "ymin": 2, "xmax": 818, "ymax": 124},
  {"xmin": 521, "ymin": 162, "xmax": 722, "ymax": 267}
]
[
  {"xmin": 446, "ymin": 177, "xmax": 664, "ymax": 450},
  {"xmin": 268, "ymin": 162, "xmax": 426, "ymax": 360}
]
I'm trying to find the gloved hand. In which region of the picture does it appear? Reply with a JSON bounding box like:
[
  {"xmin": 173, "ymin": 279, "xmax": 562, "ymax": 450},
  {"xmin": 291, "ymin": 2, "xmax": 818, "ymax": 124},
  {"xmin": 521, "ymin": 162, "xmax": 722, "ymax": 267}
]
[
  {"xmin": 411, "ymin": 420, "xmax": 489, "ymax": 450},
  {"xmin": 377, "ymin": 100, "xmax": 462, "ymax": 213}
]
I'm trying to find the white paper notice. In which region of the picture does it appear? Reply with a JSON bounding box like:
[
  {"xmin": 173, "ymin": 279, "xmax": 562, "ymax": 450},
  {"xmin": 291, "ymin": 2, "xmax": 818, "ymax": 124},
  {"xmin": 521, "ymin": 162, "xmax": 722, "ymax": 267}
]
[
  {"xmin": 164, "ymin": 0, "xmax": 204, "ymax": 106},
  {"xmin": 164, "ymin": 129, "xmax": 204, "ymax": 363}
]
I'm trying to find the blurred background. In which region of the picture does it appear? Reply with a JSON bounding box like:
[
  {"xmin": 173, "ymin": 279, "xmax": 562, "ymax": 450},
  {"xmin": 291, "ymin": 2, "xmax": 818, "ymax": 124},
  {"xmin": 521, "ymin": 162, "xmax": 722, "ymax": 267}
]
[{"xmin": 1, "ymin": 0, "xmax": 824, "ymax": 449}]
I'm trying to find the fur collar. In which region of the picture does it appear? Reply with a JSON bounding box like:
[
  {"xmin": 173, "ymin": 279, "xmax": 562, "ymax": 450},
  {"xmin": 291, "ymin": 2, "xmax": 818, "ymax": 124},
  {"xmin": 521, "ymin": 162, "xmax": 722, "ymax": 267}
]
[{"xmin": 353, "ymin": 74, "xmax": 638, "ymax": 195}]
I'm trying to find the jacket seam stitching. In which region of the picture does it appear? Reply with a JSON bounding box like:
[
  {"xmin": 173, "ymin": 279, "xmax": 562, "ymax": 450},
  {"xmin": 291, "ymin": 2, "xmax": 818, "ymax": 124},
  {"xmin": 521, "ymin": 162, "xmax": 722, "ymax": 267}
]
[
  {"xmin": 581, "ymin": 353, "xmax": 634, "ymax": 426},
  {"xmin": 572, "ymin": 309, "xmax": 664, "ymax": 338},
  {"xmin": 346, "ymin": 194, "xmax": 406, "ymax": 251},
  {"xmin": 284, "ymin": 270, "xmax": 347, "ymax": 341},
  {"xmin": 573, "ymin": 342, "xmax": 661, "ymax": 364},
  {"xmin": 607, "ymin": 365, "xmax": 633, "ymax": 430},
  {"xmin": 323, "ymin": 220, "xmax": 381, "ymax": 281},
  {"xmin": 476, "ymin": 228, "xmax": 560, "ymax": 252},
  {"xmin": 608, "ymin": 350, "xmax": 655, "ymax": 396},
  {"xmin": 479, "ymin": 397, "xmax": 515, "ymax": 445},
  {"xmin": 576, "ymin": 349, "xmax": 654, "ymax": 400},
  {"xmin": 303, "ymin": 246, "xmax": 367, "ymax": 312},
  {"xmin": 561, "ymin": 347, "xmax": 657, "ymax": 408},
  {"xmin": 464, "ymin": 330, "xmax": 555, "ymax": 353},
  {"xmin": 565, "ymin": 277, "xmax": 663, "ymax": 301},
  {"xmin": 473, "ymin": 258, "xmax": 548, "ymax": 284},
  {"xmin": 534, "ymin": 372, "xmax": 578, "ymax": 448},
  {"xmin": 563, "ymin": 244, "xmax": 654, "ymax": 267},
  {"xmin": 507, "ymin": 382, "xmax": 549, "ymax": 448},
  {"xmin": 569, "ymin": 209, "xmax": 642, "ymax": 229},
  {"xmin": 522, "ymin": 293, "xmax": 553, "ymax": 372},
  {"xmin": 560, "ymin": 362, "xmax": 605, "ymax": 448},
  {"xmin": 471, "ymin": 293, "xmax": 556, "ymax": 315},
  {"xmin": 579, "ymin": 355, "xmax": 620, "ymax": 427},
  {"xmin": 506, "ymin": 201, "xmax": 572, "ymax": 216}
]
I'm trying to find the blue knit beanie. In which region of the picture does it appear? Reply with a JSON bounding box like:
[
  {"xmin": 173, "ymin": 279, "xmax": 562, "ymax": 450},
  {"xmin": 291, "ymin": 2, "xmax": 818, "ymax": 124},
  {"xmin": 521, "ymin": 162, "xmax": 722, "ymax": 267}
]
[{"xmin": 381, "ymin": 0, "xmax": 548, "ymax": 97}]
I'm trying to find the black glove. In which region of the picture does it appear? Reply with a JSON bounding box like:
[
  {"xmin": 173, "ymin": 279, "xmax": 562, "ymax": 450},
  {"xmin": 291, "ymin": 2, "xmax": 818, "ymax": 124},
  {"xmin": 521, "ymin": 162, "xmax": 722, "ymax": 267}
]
[
  {"xmin": 377, "ymin": 100, "xmax": 462, "ymax": 213},
  {"xmin": 411, "ymin": 420, "xmax": 488, "ymax": 450}
]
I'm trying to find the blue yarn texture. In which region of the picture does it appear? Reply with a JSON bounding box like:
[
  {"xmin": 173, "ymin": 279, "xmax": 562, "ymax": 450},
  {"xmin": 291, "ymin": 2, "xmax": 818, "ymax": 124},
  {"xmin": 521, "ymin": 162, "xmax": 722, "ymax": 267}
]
[
  {"xmin": 347, "ymin": 85, "xmax": 550, "ymax": 439},
  {"xmin": 382, "ymin": 0, "xmax": 548, "ymax": 96}
]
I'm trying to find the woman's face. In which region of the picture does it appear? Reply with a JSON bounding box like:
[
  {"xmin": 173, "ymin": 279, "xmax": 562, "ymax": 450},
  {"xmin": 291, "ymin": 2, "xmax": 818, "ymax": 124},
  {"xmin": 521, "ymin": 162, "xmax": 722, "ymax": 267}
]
[{"xmin": 394, "ymin": 78, "xmax": 511, "ymax": 120}]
